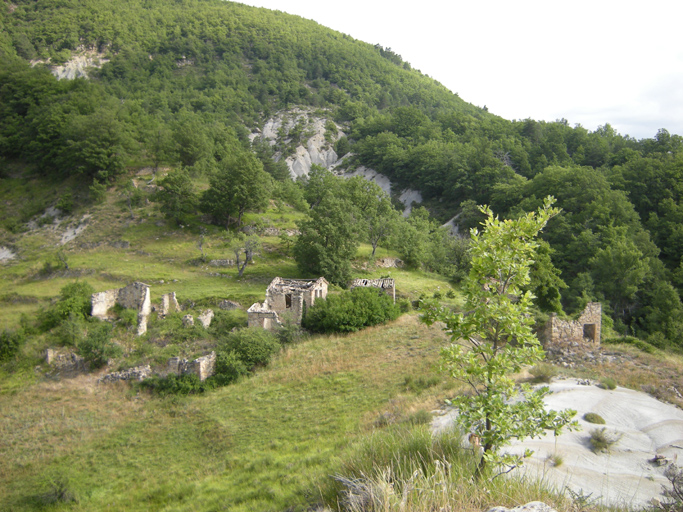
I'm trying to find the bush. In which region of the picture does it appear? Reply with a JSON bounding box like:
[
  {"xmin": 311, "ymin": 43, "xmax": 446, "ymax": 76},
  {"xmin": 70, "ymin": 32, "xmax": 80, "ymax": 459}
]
[
  {"xmin": 589, "ymin": 427, "xmax": 622, "ymax": 453},
  {"xmin": 583, "ymin": 412, "xmax": 606, "ymax": 424},
  {"xmin": 303, "ymin": 287, "xmax": 401, "ymax": 333},
  {"xmin": 212, "ymin": 350, "xmax": 249, "ymax": 385},
  {"xmin": 0, "ymin": 329, "xmax": 25, "ymax": 361},
  {"xmin": 529, "ymin": 363, "xmax": 557, "ymax": 384},
  {"xmin": 39, "ymin": 281, "xmax": 95, "ymax": 331},
  {"xmin": 140, "ymin": 373, "xmax": 215, "ymax": 395},
  {"xmin": 599, "ymin": 377, "xmax": 617, "ymax": 390},
  {"xmin": 113, "ymin": 305, "xmax": 138, "ymax": 329},
  {"xmin": 219, "ymin": 327, "xmax": 280, "ymax": 370},
  {"xmin": 78, "ymin": 322, "xmax": 121, "ymax": 369},
  {"xmin": 209, "ymin": 309, "xmax": 248, "ymax": 336}
]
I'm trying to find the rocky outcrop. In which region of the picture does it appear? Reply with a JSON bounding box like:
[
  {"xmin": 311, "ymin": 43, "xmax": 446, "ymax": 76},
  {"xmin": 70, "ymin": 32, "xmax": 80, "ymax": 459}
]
[
  {"xmin": 253, "ymin": 108, "xmax": 423, "ymax": 216},
  {"xmin": 32, "ymin": 48, "xmax": 110, "ymax": 80},
  {"xmin": 182, "ymin": 314, "xmax": 194, "ymax": 327}
]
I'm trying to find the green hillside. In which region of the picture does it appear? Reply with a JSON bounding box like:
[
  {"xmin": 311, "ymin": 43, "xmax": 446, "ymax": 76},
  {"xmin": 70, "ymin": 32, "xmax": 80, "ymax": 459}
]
[{"xmin": 2, "ymin": 2, "xmax": 683, "ymax": 509}]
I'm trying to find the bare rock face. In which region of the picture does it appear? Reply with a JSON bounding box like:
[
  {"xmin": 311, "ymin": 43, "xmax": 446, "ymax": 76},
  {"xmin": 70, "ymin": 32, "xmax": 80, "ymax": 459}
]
[
  {"xmin": 182, "ymin": 314, "xmax": 194, "ymax": 327},
  {"xmin": 255, "ymin": 108, "xmax": 343, "ymax": 179},
  {"xmin": 486, "ymin": 502, "xmax": 557, "ymax": 512},
  {"xmin": 31, "ymin": 47, "xmax": 110, "ymax": 80}
]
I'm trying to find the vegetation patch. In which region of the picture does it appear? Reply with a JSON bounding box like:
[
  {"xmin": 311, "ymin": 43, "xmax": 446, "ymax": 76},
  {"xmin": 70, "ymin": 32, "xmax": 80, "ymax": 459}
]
[{"xmin": 583, "ymin": 412, "xmax": 606, "ymax": 424}]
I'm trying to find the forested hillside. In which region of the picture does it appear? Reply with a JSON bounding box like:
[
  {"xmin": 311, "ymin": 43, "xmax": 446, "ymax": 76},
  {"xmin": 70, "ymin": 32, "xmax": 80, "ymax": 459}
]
[{"xmin": 2, "ymin": 0, "xmax": 683, "ymax": 348}]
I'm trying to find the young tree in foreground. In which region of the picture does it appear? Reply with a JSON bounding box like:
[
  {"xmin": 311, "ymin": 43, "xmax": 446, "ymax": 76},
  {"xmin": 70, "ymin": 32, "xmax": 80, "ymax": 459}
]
[{"xmin": 421, "ymin": 197, "xmax": 577, "ymax": 477}]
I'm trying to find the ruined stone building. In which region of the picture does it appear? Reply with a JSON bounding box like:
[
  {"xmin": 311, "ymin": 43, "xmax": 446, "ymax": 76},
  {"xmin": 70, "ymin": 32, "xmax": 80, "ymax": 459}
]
[
  {"xmin": 539, "ymin": 302, "xmax": 602, "ymax": 348},
  {"xmin": 349, "ymin": 278, "xmax": 396, "ymax": 302},
  {"xmin": 91, "ymin": 282, "xmax": 152, "ymax": 335},
  {"xmin": 248, "ymin": 277, "xmax": 328, "ymax": 329}
]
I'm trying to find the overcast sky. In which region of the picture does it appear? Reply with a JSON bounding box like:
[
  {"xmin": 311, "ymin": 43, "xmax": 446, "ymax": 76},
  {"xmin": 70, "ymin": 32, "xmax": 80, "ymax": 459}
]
[{"xmin": 238, "ymin": 0, "xmax": 683, "ymax": 140}]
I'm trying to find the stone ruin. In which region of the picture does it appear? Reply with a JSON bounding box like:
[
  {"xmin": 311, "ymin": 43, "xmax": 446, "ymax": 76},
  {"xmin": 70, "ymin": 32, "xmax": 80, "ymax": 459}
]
[
  {"xmin": 349, "ymin": 278, "xmax": 396, "ymax": 302},
  {"xmin": 159, "ymin": 292, "xmax": 180, "ymax": 317},
  {"xmin": 91, "ymin": 282, "xmax": 151, "ymax": 335},
  {"xmin": 248, "ymin": 277, "xmax": 328, "ymax": 329},
  {"xmin": 98, "ymin": 352, "xmax": 216, "ymax": 384},
  {"xmin": 167, "ymin": 352, "xmax": 216, "ymax": 381},
  {"xmin": 90, "ymin": 285, "xmax": 217, "ymax": 334},
  {"xmin": 539, "ymin": 302, "xmax": 602, "ymax": 349}
]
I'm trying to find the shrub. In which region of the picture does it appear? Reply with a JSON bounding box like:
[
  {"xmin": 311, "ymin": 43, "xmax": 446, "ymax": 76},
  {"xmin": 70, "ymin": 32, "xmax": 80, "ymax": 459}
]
[
  {"xmin": 219, "ymin": 327, "xmax": 280, "ymax": 370},
  {"xmin": 529, "ymin": 363, "xmax": 558, "ymax": 383},
  {"xmin": 432, "ymin": 290, "xmax": 443, "ymax": 299},
  {"xmin": 303, "ymin": 287, "xmax": 401, "ymax": 333},
  {"xmin": 209, "ymin": 309, "xmax": 248, "ymax": 336},
  {"xmin": 546, "ymin": 453, "xmax": 564, "ymax": 467},
  {"xmin": 0, "ymin": 329, "xmax": 25, "ymax": 361},
  {"xmin": 583, "ymin": 412, "xmax": 606, "ymax": 424},
  {"xmin": 445, "ymin": 289, "xmax": 456, "ymax": 299},
  {"xmin": 78, "ymin": 322, "xmax": 121, "ymax": 369},
  {"xmin": 589, "ymin": 427, "xmax": 622, "ymax": 453},
  {"xmin": 113, "ymin": 305, "xmax": 138, "ymax": 329},
  {"xmin": 140, "ymin": 373, "xmax": 215, "ymax": 395},
  {"xmin": 212, "ymin": 350, "xmax": 249, "ymax": 385},
  {"xmin": 39, "ymin": 281, "xmax": 95, "ymax": 331},
  {"xmin": 599, "ymin": 377, "xmax": 617, "ymax": 390}
]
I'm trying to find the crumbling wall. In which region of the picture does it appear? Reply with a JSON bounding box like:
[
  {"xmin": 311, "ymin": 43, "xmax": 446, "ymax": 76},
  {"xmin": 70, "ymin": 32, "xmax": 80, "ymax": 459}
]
[
  {"xmin": 541, "ymin": 302, "xmax": 602, "ymax": 349},
  {"xmin": 247, "ymin": 303, "xmax": 280, "ymax": 329},
  {"xmin": 90, "ymin": 282, "xmax": 151, "ymax": 335},
  {"xmin": 160, "ymin": 292, "xmax": 180, "ymax": 317},
  {"xmin": 249, "ymin": 277, "xmax": 328, "ymax": 329},
  {"xmin": 350, "ymin": 278, "xmax": 396, "ymax": 302},
  {"xmin": 167, "ymin": 352, "xmax": 216, "ymax": 381}
]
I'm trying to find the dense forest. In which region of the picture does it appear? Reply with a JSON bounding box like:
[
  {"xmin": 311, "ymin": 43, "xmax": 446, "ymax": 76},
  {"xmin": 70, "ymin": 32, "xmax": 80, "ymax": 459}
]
[{"xmin": 2, "ymin": 0, "xmax": 683, "ymax": 349}]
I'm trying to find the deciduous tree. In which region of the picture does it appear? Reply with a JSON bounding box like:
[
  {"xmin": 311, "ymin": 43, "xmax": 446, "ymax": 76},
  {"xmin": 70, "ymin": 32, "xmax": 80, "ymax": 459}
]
[{"xmin": 421, "ymin": 197, "xmax": 576, "ymax": 477}]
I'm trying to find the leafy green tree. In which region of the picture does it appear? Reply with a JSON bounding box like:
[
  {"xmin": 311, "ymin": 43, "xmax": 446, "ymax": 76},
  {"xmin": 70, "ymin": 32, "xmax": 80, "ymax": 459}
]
[
  {"xmin": 343, "ymin": 177, "xmax": 400, "ymax": 257},
  {"xmin": 153, "ymin": 169, "xmax": 197, "ymax": 225},
  {"xmin": 293, "ymin": 195, "xmax": 358, "ymax": 286},
  {"xmin": 199, "ymin": 151, "xmax": 272, "ymax": 228},
  {"xmin": 421, "ymin": 197, "xmax": 576, "ymax": 476}
]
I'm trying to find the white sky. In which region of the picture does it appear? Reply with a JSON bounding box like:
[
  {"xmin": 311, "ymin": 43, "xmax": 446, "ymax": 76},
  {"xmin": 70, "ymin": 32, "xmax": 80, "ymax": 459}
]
[{"xmin": 238, "ymin": 0, "xmax": 683, "ymax": 140}]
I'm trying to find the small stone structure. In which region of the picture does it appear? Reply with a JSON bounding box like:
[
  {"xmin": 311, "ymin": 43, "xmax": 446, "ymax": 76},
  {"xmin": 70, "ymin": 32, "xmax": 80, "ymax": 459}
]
[
  {"xmin": 91, "ymin": 282, "xmax": 152, "ymax": 335},
  {"xmin": 45, "ymin": 348, "xmax": 88, "ymax": 375},
  {"xmin": 159, "ymin": 292, "xmax": 180, "ymax": 317},
  {"xmin": 99, "ymin": 365, "xmax": 152, "ymax": 383},
  {"xmin": 540, "ymin": 302, "xmax": 602, "ymax": 348},
  {"xmin": 248, "ymin": 277, "xmax": 328, "ymax": 329},
  {"xmin": 349, "ymin": 278, "xmax": 396, "ymax": 302},
  {"xmin": 167, "ymin": 352, "xmax": 216, "ymax": 381},
  {"xmin": 197, "ymin": 309, "xmax": 214, "ymax": 328}
]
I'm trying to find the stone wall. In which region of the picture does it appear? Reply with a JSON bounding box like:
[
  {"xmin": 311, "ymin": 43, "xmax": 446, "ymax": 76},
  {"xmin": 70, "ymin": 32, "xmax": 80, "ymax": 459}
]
[
  {"xmin": 540, "ymin": 302, "xmax": 602, "ymax": 348},
  {"xmin": 349, "ymin": 278, "xmax": 396, "ymax": 302},
  {"xmin": 90, "ymin": 282, "xmax": 152, "ymax": 335},
  {"xmin": 160, "ymin": 292, "xmax": 180, "ymax": 317},
  {"xmin": 167, "ymin": 352, "xmax": 216, "ymax": 381},
  {"xmin": 249, "ymin": 277, "xmax": 328, "ymax": 329}
]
